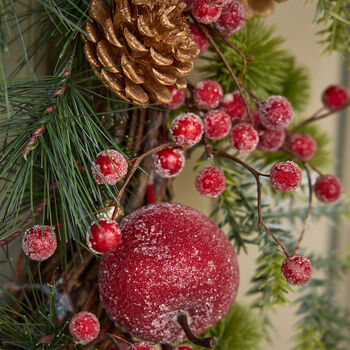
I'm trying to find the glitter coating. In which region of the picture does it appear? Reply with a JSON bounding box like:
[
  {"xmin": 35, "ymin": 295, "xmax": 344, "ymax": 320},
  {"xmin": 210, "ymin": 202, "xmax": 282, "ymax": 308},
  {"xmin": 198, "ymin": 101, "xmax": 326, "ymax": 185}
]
[
  {"xmin": 87, "ymin": 219, "xmax": 122, "ymax": 254},
  {"xmin": 322, "ymin": 85, "xmax": 349, "ymax": 110},
  {"xmin": 152, "ymin": 147, "xmax": 185, "ymax": 178},
  {"xmin": 207, "ymin": 0, "xmax": 231, "ymax": 6},
  {"xmin": 92, "ymin": 150, "xmax": 128, "ymax": 185},
  {"xmin": 281, "ymin": 255, "xmax": 312, "ymax": 285},
  {"xmin": 229, "ymin": 122, "xmax": 259, "ymax": 152},
  {"xmin": 216, "ymin": 0, "xmax": 246, "ymax": 35},
  {"xmin": 193, "ymin": 80, "xmax": 223, "ymax": 110},
  {"xmin": 195, "ymin": 167, "xmax": 226, "ymax": 197},
  {"xmin": 259, "ymin": 95, "xmax": 293, "ymax": 130},
  {"xmin": 170, "ymin": 113, "xmax": 204, "ymax": 147},
  {"xmin": 162, "ymin": 87, "xmax": 186, "ymax": 110},
  {"xmin": 269, "ymin": 161, "xmax": 302, "ymax": 192},
  {"xmin": 192, "ymin": 0, "xmax": 222, "ymax": 24},
  {"xmin": 190, "ymin": 24, "xmax": 210, "ymax": 55},
  {"xmin": 22, "ymin": 225, "xmax": 57, "ymax": 261},
  {"xmin": 257, "ymin": 125, "xmax": 285, "ymax": 152},
  {"xmin": 314, "ymin": 174, "xmax": 342, "ymax": 203},
  {"xmin": 203, "ymin": 110, "xmax": 232, "ymax": 140},
  {"xmin": 98, "ymin": 202, "xmax": 239, "ymax": 344},
  {"xmin": 130, "ymin": 342, "xmax": 156, "ymax": 350},
  {"xmin": 288, "ymin": 134, "xmax": 317, "ymax": 161},
  {"xmin": 69, "ymin": 311, "xmax": 100, "ymax": 345},
  {"xmin": 220, "ymin": 91, "xmax": 247, "ymax": 122}
]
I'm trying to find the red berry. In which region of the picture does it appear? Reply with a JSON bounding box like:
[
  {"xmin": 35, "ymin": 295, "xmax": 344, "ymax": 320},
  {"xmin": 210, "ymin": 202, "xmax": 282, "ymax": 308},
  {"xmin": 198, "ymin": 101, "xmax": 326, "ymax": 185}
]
[
  {"xmin": 195, "ymin": 167, "xmax": 226, "ymax": 197},
  {"xmin": 288, "ymin": 134, "xmax": 317, "ymax": 161},
  {"xmin": 257, "ymin": 125, "xmax": 285, "ymax": 152},
  {"xmin": 192, "ymin": 0, "xmax": 222, "ymax": 24},
  {"xmin": 206, "ymin": 0, "xmax": 231, "ymax": 6},
  {"xmin": 69, "ymin": 311, "xmax": 100, "ymax": 345},
  {"xmin": 314, "ymin": 174, "xmax": 342, "ymax": 203},
  {"xmin": 322, "ymin": 85, "xmax": 349, "ymax": 110},
  {"xmin": 98, "ymin": 202, "xmax": 239, "ymax": 344},
  {"xmin": 229, "ymin": 122, "xmax": 259, "ymax": 152},
  {"xmin": 129, "ymin": 342, "xmax": 156, "ymax": 350},
  {"xmin": 221, "ymin": 91, "xmax": 247, "ymax": 122},
  {"xmin": 269, "ymin": 160, "xmax": 302, "ymax": 192},
  {"xmin": 175, "ymin": 346, "xmax": 193, "ymax": 350},
  {"xmin": 92, "ymin": 150, "xmax": 128, "ymax": 185},
  {"xmin": 281, "ymin": 255, "xmax": 312, "ymax": 285},
  {"xmin": 22, "ymin": 225, "xmax": 57, "ymax": 261},
  {"xmin": 161, "ymin": 87, "xmax": 186, "ymax": 110},
  {"xmin": 203, "ymin": 109, "xmax": 232, "ymax": 140},
  {"xmin": 193, "ymin": 79, "xmax": 223, "ymax": 110},
  {"xmin": 170, "ymin": 112, "xmax": 204, "ymax": 147},
  {"xmin": 216, "ymin": 0, "xmax": 246, "ymax": 35},
  {"xmin": 152, "ymin": 147, "xmax": 185, "ymax": 178},
  {"xmin": 87, "ymin": 219, "xmax": 122, "ymax": 254},
  {"xmin": 189, "ymin": 24, "xmax": 210, "ymax": 55},
  {"xmin": 259, "ymin": 95, "xmax": 294, "ymax": 130}
]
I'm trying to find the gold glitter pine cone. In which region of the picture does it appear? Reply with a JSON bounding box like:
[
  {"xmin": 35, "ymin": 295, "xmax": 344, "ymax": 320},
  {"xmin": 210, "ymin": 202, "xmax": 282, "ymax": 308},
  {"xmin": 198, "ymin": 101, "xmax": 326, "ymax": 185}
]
[{"xmin": 82, "ymin": 0, "xmax": 200, "ymax": 105}]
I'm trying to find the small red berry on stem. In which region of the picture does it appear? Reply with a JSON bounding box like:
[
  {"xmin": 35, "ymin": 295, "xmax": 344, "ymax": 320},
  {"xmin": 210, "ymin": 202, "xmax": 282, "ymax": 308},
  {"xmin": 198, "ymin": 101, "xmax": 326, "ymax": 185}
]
[
  {"xmin": 314, "ymin": 174, "xmax": 342, "ymax": 203},
  {"xmin": 189, "ymin": 24, "xmax": 210, "ymax": 55},
  {"xmin": 92, "ymin": 150, "xmax": 128, "ymax": 185},
  {"xmin": 269, "ymin": 161, "xmax": 302, "ymax": 192},
  {"xmin": 322, "ymin": 85, "xmax": 349, "ymax": 110},
  {"xmin": 170, "ymin": 112, "xmax": 204, "ymax": 147},
  {"xmin": 195, "ymin": 167, "xmax": 226, "ymax": 197},
  {"xmin": 216, "ymin": 0, "xmax": 246, "ymax": 35},
  {"xmin": 161, "ymin": 87, "xmax": 186, "ymax": 110},
  {"xmin": 192, "ymin": 0, "xmax": 222, "ymax": 24},
  {"xmin": 229, "ymin": 122, "xmax": 259, "ymax": 152},
  {"xmin": 288, "ymin": 134, "xmax": 317, "ymax": 161},
  {"xmin": 152, "ymin": 147, "xmax": 185, "ymax": 178},
  {"xmin": 220, "ymin": 91, "xmax": 247, "ymax": 122},
  {"xmin": 22, "ymin": 225, "xmax": 57, "ymax": 261},
  {"xmin": 281, "ymin": 255, "xmax": 312, "ymax": 285},
  {"xmin": 259, "ymin": 95, "xmax": 294, "ymax": 130},
  {"xmin": 69, "ymin": 311, "xmax": 100, "ymax": 345},
  {"xmin": 129, "ymin": 342, "xmax": 156, "ymax": 350},
  {"xmin": 87, "ymin": 219, "xmax": 122, "ymax": 254},
  {"xmin": 203, "ymin": 110, "xmax": 232, "ymax": 140},
  {"xmin": 257, "ymin": 125, "xmax": 285, "ymax": 152},
  {"xmin": 193, "ymin": 79, "xmax": 223, "ymax": 110}
]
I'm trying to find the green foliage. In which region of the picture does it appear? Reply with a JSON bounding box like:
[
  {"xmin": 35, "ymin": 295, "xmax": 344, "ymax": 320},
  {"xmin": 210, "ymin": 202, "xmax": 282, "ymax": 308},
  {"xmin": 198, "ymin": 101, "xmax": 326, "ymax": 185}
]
[
  {"xmin": 200, "ymin": 19, "xmax": 310, "ymax": 112},
  {"xmin": 307, "ymin": 0, "xmax": 350, "ymax": 57},
  {"xmin": 185, "ymin": 304, "xmax": 264, "ymax": 350}
]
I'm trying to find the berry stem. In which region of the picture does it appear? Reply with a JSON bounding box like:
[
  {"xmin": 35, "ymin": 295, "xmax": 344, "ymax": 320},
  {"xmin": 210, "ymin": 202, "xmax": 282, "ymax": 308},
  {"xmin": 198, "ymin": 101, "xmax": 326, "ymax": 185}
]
[
  {"xmin": 193, "ymin": 17, "xmax": 254, "ymax": 124},
  {"xmin": 108, "ymin": 333, "xmax": 132, "ymax": 345},
  {"xmin": 203, "ymin": 137, "xmax": 215, "ymax": 166},
  {"xmin": 293, "ymin": 164, "xmax": 313, "ymax": 254},
  {"xmin": 111, "ymin": 142, "xmax": 173, "ymax": 220},
  {"xmin": 177, "ymin": 312, "xmax": 216, "ymax": 349},
  {"xmin": 212, "ymin": 150, "xmax": 289, "ymax": 257}
]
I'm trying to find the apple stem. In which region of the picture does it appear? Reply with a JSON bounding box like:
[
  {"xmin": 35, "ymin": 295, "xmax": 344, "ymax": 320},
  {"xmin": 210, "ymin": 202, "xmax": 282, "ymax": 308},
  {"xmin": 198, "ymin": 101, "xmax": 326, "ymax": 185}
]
[{"xmin": 177, "ymin": 313, "xmax": 217, "ymax": 349}]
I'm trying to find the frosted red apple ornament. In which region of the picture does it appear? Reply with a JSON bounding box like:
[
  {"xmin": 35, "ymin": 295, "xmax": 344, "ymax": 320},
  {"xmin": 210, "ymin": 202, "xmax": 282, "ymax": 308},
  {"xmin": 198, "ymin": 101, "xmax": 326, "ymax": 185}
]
[{"xmin": 98, "ymin": 202, "xmax": 239, "ymax": 345}]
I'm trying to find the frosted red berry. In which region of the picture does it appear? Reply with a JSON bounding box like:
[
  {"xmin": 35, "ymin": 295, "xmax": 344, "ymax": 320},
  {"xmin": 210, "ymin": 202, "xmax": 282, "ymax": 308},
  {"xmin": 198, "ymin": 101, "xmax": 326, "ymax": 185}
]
[
  {"xmin": 87, "ymin": 219, "xmax": 122, "ymax": 254},
  {"xmin": 206, "ymin": 0, "xmax": 231, "ymax": 6},
  {"xmin": 269, "ymin": 161, "xmax": 302, "ymax": 192},
  {"xmin": 92, "ymin": 150, "xmax": 128, "ymax": 185},
  {"xmin": 193, "ymin": 79, "xmax": 223, "ymax": 110},
  {"xmin": 98, "ymin": 202, "xmax": 239, "ymax": 344},
  {"xmin": 69, "ymin": 311, "xmax": 100, "ymax": 345},
  {"xmin": 288, "ymin": 134, "xmax": 317, "ymax": 161},
  {"xmin": 170, "ymin": 112, "xmax": 204, "ymax": 147},
  {"xmin": 22, "ymin": 225, "xmax": 57, "ymax": 261},
  {"xmin": 161, "ymin": 87, "xmax": 186, "ymax": 110},
  {"xmin": 257, "ymin": 125, "xmax": 285, "ymax": 152},
  {"xmin": 281, "ymin": 255, "xmax": 312, "ymax": 285},
  {"xmin": 229, "ymin": 122, "xmax": 259, "ymax": 152},
  {"xmin": 195, "ymin": 167, "xmax": 226, "ymax": 197},
  {"xmin": 129, "ymin": 342, "xmax": 156, "ymax": 350},
  {"xmin": 189, "ymin": 24, "xmax": 210, "ymax": 55},
  {"xmin": 221, "ymin": 91, "xmax": 247, "ymax": 122},
  {"xmin": 322, "ymin": 85, "xmax": 349, "ymax": 110},
  {"xmin": 216, "ymin": 0, "xmax": 246, "ymax": 35},
  {"xmin": 259, "ymin": 95, "xmax": 293, "ymax": 130},
  {"xmin": 175, "ymin": 346, "xmax": 193, "ymax": 350},
  {"xmin": 203, "ymin": 110, "xmax": 232, "ymax": 140},
  {"xmin": 192, "ymin": 0, "xmax": 222, "ymax": 24},
  {"xmin": 152, "ymin": 147, "xmax": 185, "ymax": 178},
  {"xmin": 314, "ymin": 174, "xmax": 342, "ymax": 203}
]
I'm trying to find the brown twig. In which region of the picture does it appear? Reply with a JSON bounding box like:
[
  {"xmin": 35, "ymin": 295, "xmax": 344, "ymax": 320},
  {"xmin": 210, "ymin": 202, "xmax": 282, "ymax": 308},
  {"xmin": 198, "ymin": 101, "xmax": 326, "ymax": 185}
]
[
  {"xmin": 212, "ymin": 149, "xmax": 289, "ymax": 257},
  {"xmin": 203, "ymin": 137, "xmax": 215, "ymax": 166},
  {"xmin": 21, "ymin": 125, "xmax": 46, "ymax": 160}
]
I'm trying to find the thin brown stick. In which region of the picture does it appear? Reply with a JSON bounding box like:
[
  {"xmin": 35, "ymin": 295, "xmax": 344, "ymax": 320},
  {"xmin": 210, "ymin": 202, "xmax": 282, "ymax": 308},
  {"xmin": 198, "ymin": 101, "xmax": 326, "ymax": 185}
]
[
  {"xmin": 212, "ymin": 150, "xmax": 289, "ymax": 257},
  {"xmin": 203, "ymin": 137, "xmax": 215, "ymax": 166}
]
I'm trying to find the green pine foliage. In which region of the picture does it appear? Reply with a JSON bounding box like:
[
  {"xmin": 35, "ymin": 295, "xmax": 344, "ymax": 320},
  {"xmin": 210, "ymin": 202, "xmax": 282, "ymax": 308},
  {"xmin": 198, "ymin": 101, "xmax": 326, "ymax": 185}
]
[{"xmin": 200, "ymin": 19, "xmax": 310, "ymax": 112}]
